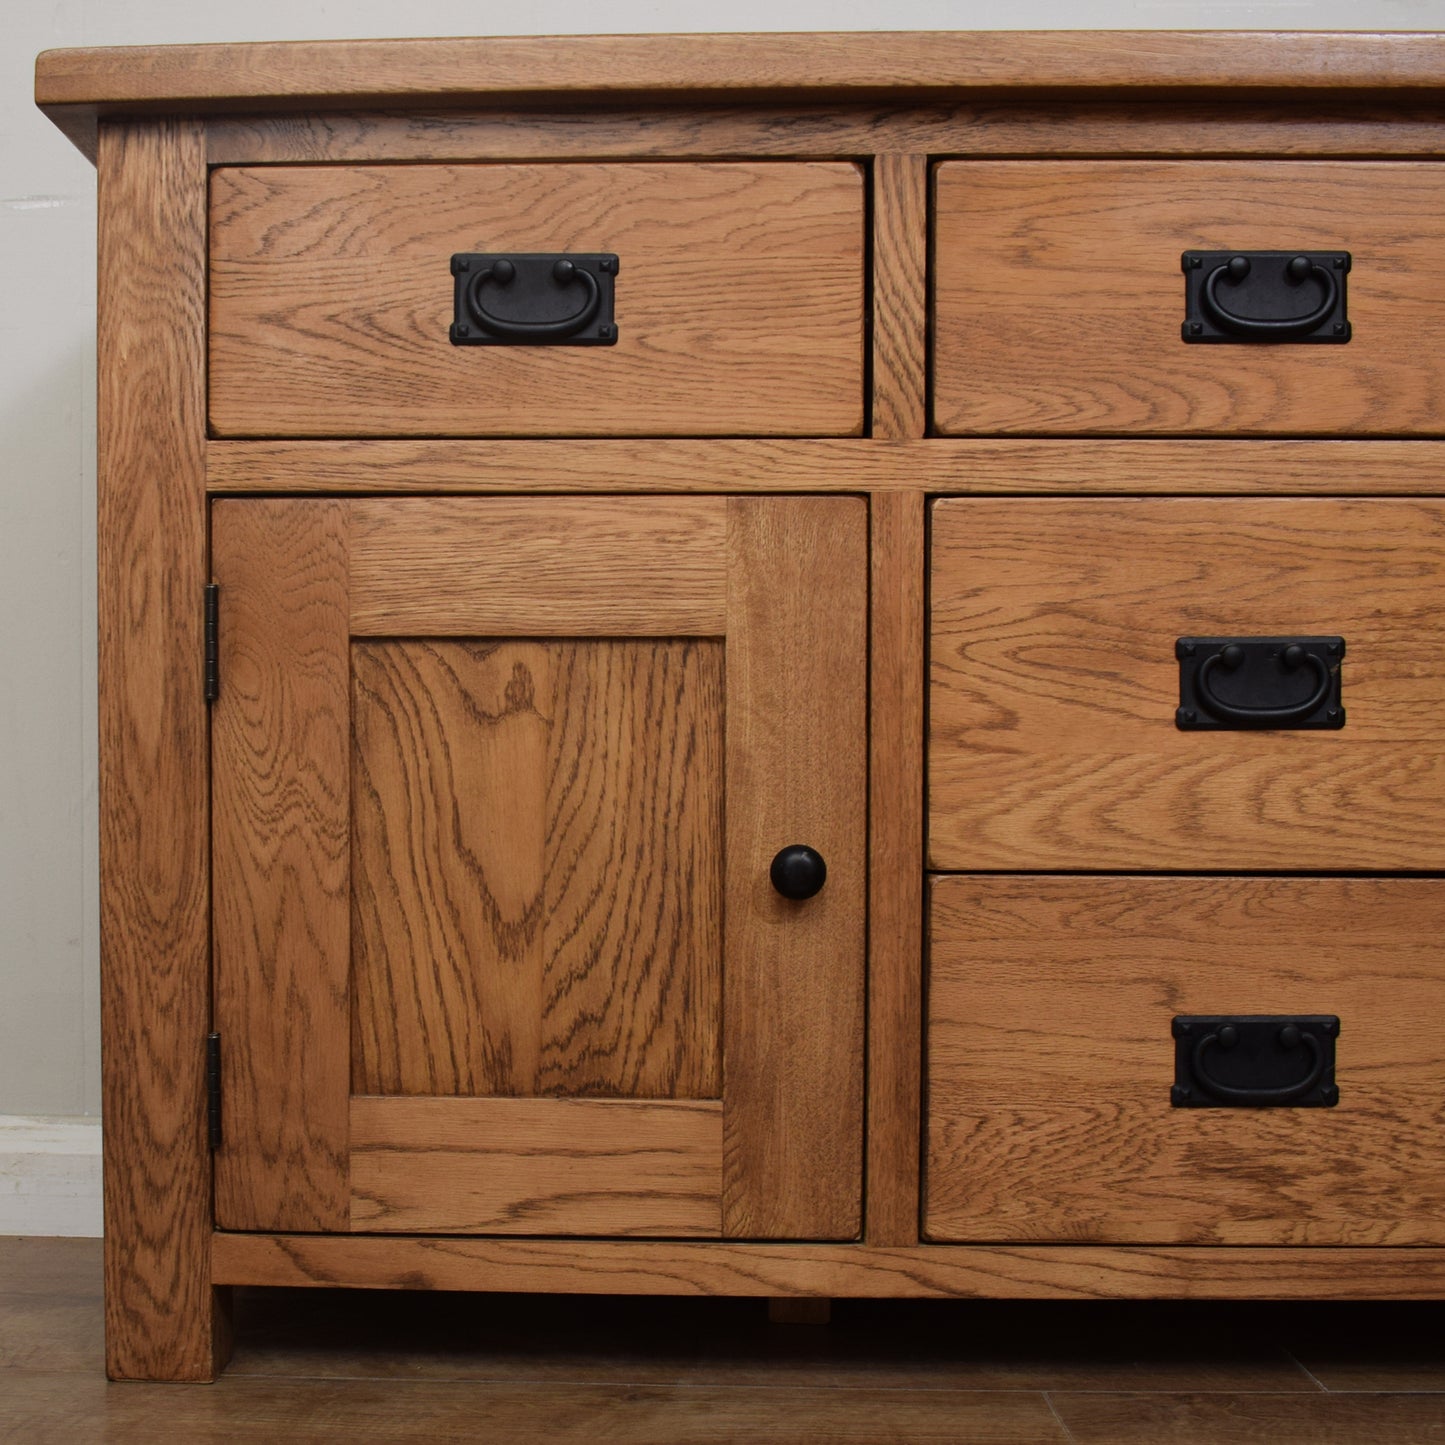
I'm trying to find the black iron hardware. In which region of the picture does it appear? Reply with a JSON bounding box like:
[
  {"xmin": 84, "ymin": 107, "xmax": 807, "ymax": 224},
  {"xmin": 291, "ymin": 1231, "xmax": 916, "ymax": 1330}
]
[
  {"xmin": 1181, "ymin": 251, "xmax": 1350, "ymax": 343},
  {"xmin": 770, "ymin": 845, "xmax": 827, "ymax": 901},
  {"xmin": 204, "ymin": 583, "xmax": 220, "ymax": 703},
  {"xmin": 1176, "ymin": 637, "xmax": 1344, "ymax": 730},
  {"xmin": 206, "ymin": 1033, "xmax": 222, "ymax": 1150},
  {"xmin": 450, "ymin": 253, "xmax": 618, "ymax": 346},
  {"xmin": 1172, "ymin": 1015, "xmax": 1339, "ymax": 1108}
]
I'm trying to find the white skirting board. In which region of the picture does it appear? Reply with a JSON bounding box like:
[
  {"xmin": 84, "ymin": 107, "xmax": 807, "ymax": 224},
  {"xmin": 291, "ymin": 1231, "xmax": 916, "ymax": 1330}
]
[{"xmin": 0, "ymin": 1116, "xmax": 102, "ymax": 1237}]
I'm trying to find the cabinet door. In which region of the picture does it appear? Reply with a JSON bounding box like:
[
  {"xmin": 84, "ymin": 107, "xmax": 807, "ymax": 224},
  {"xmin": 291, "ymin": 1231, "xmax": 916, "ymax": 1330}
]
[{"xmin": 211, "ymin": 496, "xmax": 865, "ymax": 1239}]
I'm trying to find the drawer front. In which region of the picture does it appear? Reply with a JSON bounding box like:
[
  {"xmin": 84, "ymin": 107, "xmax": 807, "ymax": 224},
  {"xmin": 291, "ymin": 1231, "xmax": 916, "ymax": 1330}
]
[
  {"xmin": 209, "ymin": 162, "xmax": 864, "ymax": 437},
  {"xmin": 929, "ymin": 497, "xmax": 1445, "ymax": 872},
  {"xmin": 933, "ymin": 161, "xmax": 1445, "ymax": 435},
  {"xmin": 926, "ymin": 875, "xmax": 1445, "ymax": 1246}
]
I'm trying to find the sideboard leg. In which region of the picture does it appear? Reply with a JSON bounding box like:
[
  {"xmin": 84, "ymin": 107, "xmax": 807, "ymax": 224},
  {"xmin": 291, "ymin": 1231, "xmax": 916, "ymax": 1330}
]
[{"xmin": 97, "ymin": 115, "xmax": 215, "ymax": 1382}]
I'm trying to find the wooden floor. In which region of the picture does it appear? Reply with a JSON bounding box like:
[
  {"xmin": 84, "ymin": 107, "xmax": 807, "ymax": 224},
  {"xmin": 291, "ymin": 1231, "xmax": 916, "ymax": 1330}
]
[{"xmin": 4, "ymin": 1238, "xmax": 1445, "ymax": 1442}]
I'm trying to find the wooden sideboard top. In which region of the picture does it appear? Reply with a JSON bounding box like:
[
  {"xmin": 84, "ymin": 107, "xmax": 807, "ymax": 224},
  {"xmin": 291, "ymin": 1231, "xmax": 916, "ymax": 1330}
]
[{"xmin": 36, "ymin": 31, "xmax": 1445, "ymax": 160}]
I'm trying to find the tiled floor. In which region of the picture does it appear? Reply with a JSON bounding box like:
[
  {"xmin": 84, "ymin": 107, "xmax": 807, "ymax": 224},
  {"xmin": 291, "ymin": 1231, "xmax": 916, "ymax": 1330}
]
[{"xmin": 3, "ymin": 1236, "xmax": 1445, "ymax": 1442}]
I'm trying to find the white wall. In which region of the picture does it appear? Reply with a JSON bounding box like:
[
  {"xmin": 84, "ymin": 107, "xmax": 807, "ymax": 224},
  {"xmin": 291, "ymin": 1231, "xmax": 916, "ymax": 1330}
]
[{"xmin": 4, "ymin": 0, "xmax": 1445, "ymax": 1136}]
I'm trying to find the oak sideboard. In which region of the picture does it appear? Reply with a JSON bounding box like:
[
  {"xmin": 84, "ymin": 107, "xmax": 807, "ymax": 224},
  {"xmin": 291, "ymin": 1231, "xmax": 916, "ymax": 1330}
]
[{"xmin": 36, "ymin": 29, "xmax": 1445, "ymax": 1381}]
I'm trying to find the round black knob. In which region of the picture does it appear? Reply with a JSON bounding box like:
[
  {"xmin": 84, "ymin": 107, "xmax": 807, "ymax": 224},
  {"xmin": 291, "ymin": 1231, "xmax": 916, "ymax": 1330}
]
[{"xmin": 770, "ymin": 845, "xmax": 827, "ymax": 901}]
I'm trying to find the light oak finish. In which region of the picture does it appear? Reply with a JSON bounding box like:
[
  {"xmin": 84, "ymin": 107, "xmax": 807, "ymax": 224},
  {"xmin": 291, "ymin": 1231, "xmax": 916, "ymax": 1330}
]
[
  {"xmin": 209, "ymin": 162, "xmax": 864, "ymax": 438},
  {"xmin": 211, "ymin": 500, "xmax": 353, "ymax": 1234},
  {"xmin": 721, "ymin": 499, "xmax": 867, "ymax": 1240},
  {"xmin": 211, "ymin": 495, "xmax": 866, "ymax": 1241},
  {"xmin": 204, "ymin": 103, "xmax": 1445, "ymax": 166},
  {"xmin": 935, "ymin": 161, "xmax": 1445, "ymax": 435},
  {"xmin": 95, "ymin": 118, "xmax": 223, "ymax": 1383},
  {"xmin": 212, "ymin": 1234, "xmax": 1445, "ymax": 1300},
  {"xmin": 865, "ymin": 490, "xmax": 926, "ymax": 1246},
  {"xmin": 348, "ymin": 497, "xmax": 727, "ymax": 635},
  {"xmin": 927, "ymin": 876, "xmax": 1445, "ymax": 1246},
  {"xmin": 37, "ymin": 32, "xmax": 1445, "ymax": 159},
  {"xmin": 51, "ymin": 30, "xmax": 1445, "ymax": 1382},
  {"xmin": 349, "ymin": 1096, "xmax": 724, "ymax": 1235},
  {"xmin": 930, "ymin": 497, "xmax": 1445, "ymax": 872},
  {"xmin": 207, "ymin": 436, "xmax": 1445, "ymax": 495},
  {"xmin": 351, "ymin": 639, "xmax": 723, "ymax": 1101},
  {"xmin": 871, "ymin": 155, "xmax": 928, "ymax": 440}
]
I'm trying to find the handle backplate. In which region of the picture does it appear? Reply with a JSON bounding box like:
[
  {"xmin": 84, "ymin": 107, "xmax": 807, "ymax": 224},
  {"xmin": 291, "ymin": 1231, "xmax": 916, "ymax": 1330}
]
[
  {"xmin": 450, "ymin": 253, "xmax": 618, "ymax": 346},
  {"xmin": 1182, "ymin": 250, "xmax": 1350, "ymax": 344},
  {"xmin": 1176, "ymin": 636, "xmax": 1345, "ymax": 731},
  {"xmin": 1172, "ymin": 1015, "xmax": 1340, "ymax": 1109}
]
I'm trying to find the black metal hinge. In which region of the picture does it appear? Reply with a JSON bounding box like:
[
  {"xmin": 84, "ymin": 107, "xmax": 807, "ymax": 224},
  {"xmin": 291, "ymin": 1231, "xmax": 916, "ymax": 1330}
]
[
  {"xmin": 206, "ymin": 1032, "xmax": 222, "ymax": 1150},
  {"xmin": 204, "ymin": 583, "xmax": 220, "ymax": 703}
]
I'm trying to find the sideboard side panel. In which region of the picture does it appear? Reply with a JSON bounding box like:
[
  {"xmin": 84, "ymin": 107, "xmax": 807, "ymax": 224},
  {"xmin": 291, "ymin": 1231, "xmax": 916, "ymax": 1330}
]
[{"xmin": 96, "ymin": 117, "xmax": 223, "ymax": 1381}]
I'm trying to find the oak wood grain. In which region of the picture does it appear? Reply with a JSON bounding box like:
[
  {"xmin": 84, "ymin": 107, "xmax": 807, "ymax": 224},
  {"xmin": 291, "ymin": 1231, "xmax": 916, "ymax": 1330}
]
[
  {"xmin": 203, "ymin": 102, "xmax": 1445, "ymax": 167},
  {"xmin": 349, "ymin": 1096, "xmax": 723, "ymax": 1235},
  {"xmin": 929, "ymin": 497, "xmax": 1445, "ymax": 871},
  {"xmin": 927, "ymin": 875, "xmax": 1445, "ymax": 1246},
  {"xmin": 212, "ymin": 1234, "xmax": 1445, "ymax": 1300},
  {"xmin": 209, "ymin": 162, "xmax": 863, "ymax": 438},
  {"xmin": 351, "ymin": 639, "xmax": 723, "ymax": 1100},
  {"xmin": 207, "ymin": 437, "xmax": 1445, "ymax": 496},
  {"xmin": 348, "ymin": 497, "xmax": 727, "ymax": 636},
  {"xmin": 866, "ymin": 491, "xmax": 925, "ymax": 1247},
  {"xmin": 935, "ymin": 161, "xmax": 1445, "ymax": 435},
  {"xmin": 722, "ymin": 498, "xmax": 867, "ymax": 1240},
  {"xmin": 38, "ymin": 32, "xmax": 1445, "ymax": 114},
  {"xmin": 871, "ymin": 155, "xmax": 928, "ymax": 440},
  {"xmin": 211, "ymin": 500, "xmax": 351, "ymax": 1233},
  {"xmin": 95, "ymin": 118, "xmax": 220, "ymax": 1383}
]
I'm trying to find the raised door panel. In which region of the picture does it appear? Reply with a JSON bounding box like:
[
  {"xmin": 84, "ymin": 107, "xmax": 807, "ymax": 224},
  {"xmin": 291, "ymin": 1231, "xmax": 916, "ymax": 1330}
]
[{"xmin": 211, "ymin": 495, "xmax": 865, "ymax": 1239}]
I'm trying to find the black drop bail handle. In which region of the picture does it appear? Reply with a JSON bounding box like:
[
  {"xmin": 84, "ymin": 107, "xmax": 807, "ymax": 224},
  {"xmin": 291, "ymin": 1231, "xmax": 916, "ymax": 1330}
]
[
  {"xmin": 1197, "ymin": 642, "xmax": 1330, "ymax": 725},
  {"xmin": 1200, "ymin": 253, "xmax": 1339, "ymax": 339},
  {"xmin": 468, "ymin": 257, "xmax": 601, "ymax": 341},
  {"xmin": 1193, "ymin": 1023, "xmax": 1326, "ymax": 1105}
]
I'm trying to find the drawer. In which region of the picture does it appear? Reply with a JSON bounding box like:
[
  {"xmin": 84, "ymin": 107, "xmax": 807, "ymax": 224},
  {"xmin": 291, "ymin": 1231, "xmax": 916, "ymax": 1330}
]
[
  {"xmin": 209, "ymin": 162, "xmax": 864, "ymax": 437},
  {"xmin": 933, "ymin": 161, "xmax": 1445, "ymax": 435},
  {"xmin": 925, "ymin": 875, "xmax": 1445, "ymax": 1245},
  {"xmin": 929, "ymin": 497, "xmax": 1445, "ymax": 872}
]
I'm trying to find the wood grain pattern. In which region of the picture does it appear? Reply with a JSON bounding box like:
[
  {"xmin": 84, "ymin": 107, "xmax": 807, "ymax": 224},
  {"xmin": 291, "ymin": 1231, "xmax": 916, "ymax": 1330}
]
[
  {"xmin": 203, "ymin": 102, "xmax": 1445, "ymax": 167},
  {"xmin": 351, "ymin": 639, "xmax": 723, "ymax": 1100},
  {"xmin": 350, "ymin": 1096, "xmax": 723, "ymax": 1235},
  {"xmin": 1, "ymin": 1372, "xmax": 1069, "ymax": 1444},
  {"xmin": 209, "ymin": 162, "xmax": 863, "ymax": 438},
  {"xmin": 38, "ymin": 32, "xmax": 1445, "ymax": 113},
  {"xmin": 935, "ymin": 161, "xmax": 1445, "ymax": 435},
  {"xmin": 349, "ymin": 497, "xmax": 727, "ymax": 636},
  {"xmin": 929, "ymin": 497, "xmax": 1445, "ymax": 871},
  {"xmin": 213, "ymin": 1233, "xmax": 1445, "ymax": 1300},
  {"xmin": 211, "ymin": 500, "xmax": 351, "ymax": 1233},
  {"xmin": 866, "ymin": 492, "xmax": 925, "ymax": 1247},
  {"xmin": 207, "ymin": 437, "xmax": 1445, "ymax": 496},
  {"xmin": 95, "ymin": 118, "xmax": 220, "ymax": 1383},
  {"xmin": 871, "ymin": 155, "xmax": 928, "ymax": 440},
  {"xmin": 722, "ymin": 498, "xmax": 867, "ymax": 1240},
  {"xmin": 1052, "ymin": 1391, "xmax": 1445, "ymax": 1444},
  {"xmin": 927, "ymin": 876, "xmax": 1445, "ymax": 1246}
]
